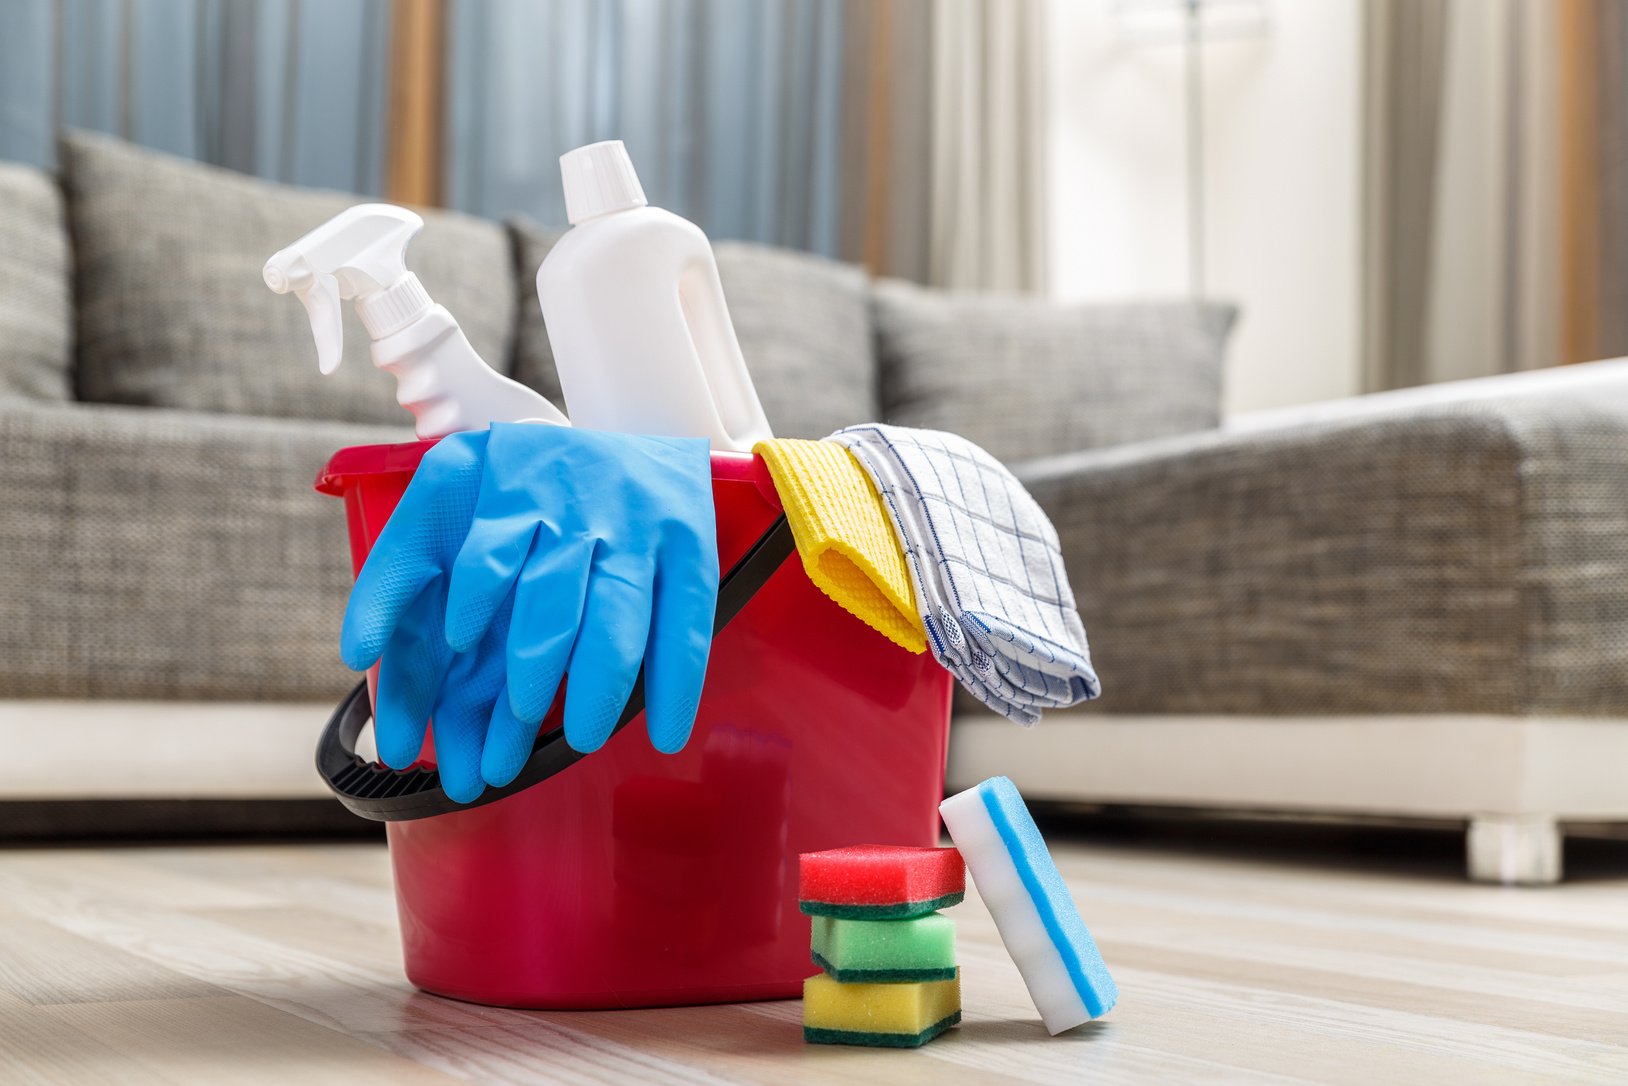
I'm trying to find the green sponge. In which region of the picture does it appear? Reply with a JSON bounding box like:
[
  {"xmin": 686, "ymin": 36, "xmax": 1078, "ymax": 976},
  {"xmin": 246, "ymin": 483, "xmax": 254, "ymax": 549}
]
[{"xmin": 810, "ymin": 912, "xmax": 957, "ymax": 983}]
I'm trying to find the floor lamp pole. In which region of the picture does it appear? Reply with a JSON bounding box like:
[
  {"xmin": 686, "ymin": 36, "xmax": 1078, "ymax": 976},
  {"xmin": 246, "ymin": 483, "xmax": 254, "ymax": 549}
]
[{"xmin": 1184, "ymin": 0, "xmax": 1205, "ymax": 299}]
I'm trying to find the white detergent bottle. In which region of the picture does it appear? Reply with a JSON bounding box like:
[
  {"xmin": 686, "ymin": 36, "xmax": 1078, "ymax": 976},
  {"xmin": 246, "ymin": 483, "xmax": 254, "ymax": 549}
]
[
  {"xmin": 264, "ymin": 203, "xmax": 568, "ymax": 439},
  {"xmin": 536, "ymin": 141, "xmax": 773, "ymax": 451}
]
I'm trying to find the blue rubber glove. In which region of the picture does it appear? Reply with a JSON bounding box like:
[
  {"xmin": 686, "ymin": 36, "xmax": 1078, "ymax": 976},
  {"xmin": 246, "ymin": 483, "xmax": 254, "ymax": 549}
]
[
  {"xmin": 445, "ymin": 422, "xmax": 718, "ymax": 775},
  {"xmin": 338, "ymin": 430, "xmax": 517, "ymax": 803},
  {"xmin": 339, "ymin": 424, "xmax": 718, "ymax": 802}
]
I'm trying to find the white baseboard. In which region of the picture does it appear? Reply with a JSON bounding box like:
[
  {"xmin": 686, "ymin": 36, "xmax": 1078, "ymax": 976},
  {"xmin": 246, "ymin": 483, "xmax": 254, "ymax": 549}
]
[
  {"xmin": 0, "ymin": 700, "xmax": 337, "ymax": 799},
  {"xmin": 948, "ymin": 713, "xmax": 1628, "ymax": 821},
  {"xmin": 12, "ymin": 699, "xmax": 1628, "ymax": 825}
]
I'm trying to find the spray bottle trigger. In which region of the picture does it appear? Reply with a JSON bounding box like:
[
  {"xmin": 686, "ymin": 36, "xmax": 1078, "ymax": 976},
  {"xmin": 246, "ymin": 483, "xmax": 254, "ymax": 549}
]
[{"xmin": 297, "ymin": 273, "xmax": 345, "ymax": 375}]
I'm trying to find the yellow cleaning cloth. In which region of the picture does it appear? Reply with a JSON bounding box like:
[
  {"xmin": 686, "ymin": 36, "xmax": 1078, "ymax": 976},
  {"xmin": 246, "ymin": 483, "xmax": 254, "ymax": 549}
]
[{"xmin": 754, "ymin": 438, "xmax": 926, "ymax": 653}]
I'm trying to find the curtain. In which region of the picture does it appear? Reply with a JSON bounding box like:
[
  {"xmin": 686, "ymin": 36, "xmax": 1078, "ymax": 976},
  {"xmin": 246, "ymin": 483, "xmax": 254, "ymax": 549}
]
[
  {"xmin": 445, "ymin": 0, "xmax": 1047, "ymax": 290},
  {"xmin": 445, "ymin": 0, "xmax": 850, "ymax": 258},
  {"xmin": 0, "ymin": 0, "xmax": 391, "ymax": 196},
  {"xmin": 0, "ymin": 0, "xmax": 1049, "ymax": 291},
  {"xmin": 1362, "ymin": 0, "xmax": 1628, "ymax": 390},
  {"xmin": 928, "ymin": 0, "xmax": 1047, "ymax": 291}
]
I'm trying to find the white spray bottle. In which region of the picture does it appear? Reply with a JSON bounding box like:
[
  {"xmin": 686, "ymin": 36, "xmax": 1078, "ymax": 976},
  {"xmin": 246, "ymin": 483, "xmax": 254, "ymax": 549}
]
[
  {"xmin": 536, "ymin": 141, "xmax": 772, "ymax": 451},
  {"xmin": 264, "ymin": 203, "xmax": 567, "ymax": 438}
]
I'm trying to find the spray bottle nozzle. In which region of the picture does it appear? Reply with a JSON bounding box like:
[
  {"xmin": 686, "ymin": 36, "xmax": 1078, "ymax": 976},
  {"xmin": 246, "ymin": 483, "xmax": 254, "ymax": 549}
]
[
  {"xmin": 266, "ymin": 201, "xmax": 570, "ymax": 436},
  {"xmin": 262, "ymin": 203, "xmax": 425, "ymax": 376}
]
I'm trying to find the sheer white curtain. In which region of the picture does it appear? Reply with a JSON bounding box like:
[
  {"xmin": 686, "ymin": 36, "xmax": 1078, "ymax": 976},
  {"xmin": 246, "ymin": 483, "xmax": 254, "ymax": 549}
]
[
  {"xmin": 929, "ymin": 0, "xmax": 1047, "ymax": 291},
  {"xmin": 1363, "ymin": 0, "xmax": 1627, "ymax": 389}
]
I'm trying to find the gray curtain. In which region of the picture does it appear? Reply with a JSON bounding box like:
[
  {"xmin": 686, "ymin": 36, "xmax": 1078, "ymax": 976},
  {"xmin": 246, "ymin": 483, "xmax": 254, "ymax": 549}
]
[
  {"xmin": 0, "ymin": 0, "xmax": 1049, "ymax": 290},
  {"xmin": 446, "ymin": 0, "xmax": 849, "ymax": 257},
  {"xmin": 446, "ymin": 0, "xmax": 1048, "ymax": 289},
  {"xmin": 0, "ymin": 0, "xmax": 390, "ymax": 195}
]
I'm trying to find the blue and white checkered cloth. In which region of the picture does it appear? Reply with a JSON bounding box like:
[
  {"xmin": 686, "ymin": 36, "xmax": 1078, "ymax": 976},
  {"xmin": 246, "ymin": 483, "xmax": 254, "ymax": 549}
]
[{"xmin": 827, "ymin": 424, "xmax": 1100, "ymax": 724}]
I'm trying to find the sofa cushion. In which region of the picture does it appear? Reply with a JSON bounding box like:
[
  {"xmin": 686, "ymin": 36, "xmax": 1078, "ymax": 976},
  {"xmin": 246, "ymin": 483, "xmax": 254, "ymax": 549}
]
[
  {"xmin": 59, "ymin": 132, "xmax": 516, "ymax": 426},
  {"xmin": 715, "ymin": 242, "xmax": 878, "ymax": 437},
  {"xmin": 0, "ymin": 162, "xmax": 73, "ymax": 401},
  {"xmin": 874, "ymin": 280, "xmax": 1236, "ymax": 462},
  {"xmin": 509, "ymin": 220, "xmax": 878, "ymax": 438},
  {"xmin": 506, "ymin": 218, "xmax": 566, "ymax": 406},
  {"xmin": 0, "ymin": 398, "xmax": 401, "ymax": 701},
  {"xmin": 1016, "ymin": 362, "xmax": 1628, "ymax": 716}
]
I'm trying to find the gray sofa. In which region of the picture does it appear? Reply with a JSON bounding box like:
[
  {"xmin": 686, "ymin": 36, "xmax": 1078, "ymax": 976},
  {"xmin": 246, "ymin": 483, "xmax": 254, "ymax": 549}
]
[{"xmin": 4, "ymin": 133, "xmax": 1626, "ymax": 881}]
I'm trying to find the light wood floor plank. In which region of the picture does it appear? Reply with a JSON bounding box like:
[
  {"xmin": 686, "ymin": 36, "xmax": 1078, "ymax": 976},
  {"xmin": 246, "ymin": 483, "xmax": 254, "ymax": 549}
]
[
  {"xmin": 1, "ymin": 835, "xmax": 1624, "ymax": 1085},
  {"xmin": 0, "ymin": 908, "xmax": 229, "ymax": 1006},
  {"xmin": 40, "ymin": 997, "xmax": 463, "ymax": 1086},
  {"xmin": 189, "ymin": 905, "xmax": 403, "ymax": 974}
]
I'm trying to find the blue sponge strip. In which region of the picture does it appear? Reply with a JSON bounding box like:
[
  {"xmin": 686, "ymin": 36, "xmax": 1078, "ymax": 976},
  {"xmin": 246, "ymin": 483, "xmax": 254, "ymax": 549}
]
[{"xmin": 980, "ymin": 776, "xmax": 1118, "ymax": 1018}]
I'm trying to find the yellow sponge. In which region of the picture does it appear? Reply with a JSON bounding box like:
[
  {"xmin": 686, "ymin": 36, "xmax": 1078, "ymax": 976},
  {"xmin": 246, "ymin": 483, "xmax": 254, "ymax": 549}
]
[
  {"xmin": 802, "ymin": 969, "xmax": 961, "ymax": 1047},
  {"xmin": 754, "ymin": 438, "xmax": 926, "ymax": 653}
]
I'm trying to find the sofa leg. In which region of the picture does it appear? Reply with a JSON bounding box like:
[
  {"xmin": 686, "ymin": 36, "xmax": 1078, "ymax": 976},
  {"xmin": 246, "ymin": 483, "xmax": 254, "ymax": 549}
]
[{"xmin": 1466, "ymin": 815, "xmax": 1562, "ymax": 885}]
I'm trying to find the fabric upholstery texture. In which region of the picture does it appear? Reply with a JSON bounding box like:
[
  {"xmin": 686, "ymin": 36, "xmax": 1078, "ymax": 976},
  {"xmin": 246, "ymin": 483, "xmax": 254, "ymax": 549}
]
[
  {"xmin": 8, "ymin": 139, "xmax": 1628, "ymax": 720},
  {"xmin": 0, "ymin": 162, "xmax": 73, "ymax": 401},
  {"xmin": 508, "ymin": 219, "xmax": 878, "ymax": 437},
  {"xmin": 0, "ymin": 398, "xmax": 400, "ymax": 701},
  {"xmin": 873, "ymin": 279, "xmax": 1235, "ymax": 463},
  {"xmin": 505, "ymin": 217, "xmax": 566, "ymax": 406},
  {"xmin": 59, "ymin": 131, "xmax": 516, "ymax": 426},
  {"xmin": 714, "ymin": 242, "xmax": 877, "ymax": 436},
  {"xmin": 1017, "ymin": 373, "xmax": 1628, "ymax": 717}
]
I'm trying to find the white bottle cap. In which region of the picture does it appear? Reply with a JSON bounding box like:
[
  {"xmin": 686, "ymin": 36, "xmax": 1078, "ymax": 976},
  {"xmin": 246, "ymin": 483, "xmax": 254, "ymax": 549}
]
[{"xmin": 560, "ymin": 140, "xmax": 647, "ymax": 225}]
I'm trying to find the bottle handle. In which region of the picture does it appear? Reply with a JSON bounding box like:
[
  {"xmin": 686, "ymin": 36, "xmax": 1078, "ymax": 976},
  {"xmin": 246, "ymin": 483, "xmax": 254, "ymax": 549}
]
[{"xmin": 677, "ymin": 257, "xmax": 770, "ymax": 451}]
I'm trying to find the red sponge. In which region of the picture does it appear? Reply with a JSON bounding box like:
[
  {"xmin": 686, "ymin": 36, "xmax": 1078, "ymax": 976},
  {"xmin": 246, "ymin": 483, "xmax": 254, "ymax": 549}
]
[{"xmin": 799, "ymin": 845, "xmax": 965, "ymax": 919}]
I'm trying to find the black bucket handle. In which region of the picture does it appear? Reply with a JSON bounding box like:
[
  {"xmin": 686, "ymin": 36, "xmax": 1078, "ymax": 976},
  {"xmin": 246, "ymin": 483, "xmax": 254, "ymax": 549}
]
[{"xmin": 315, "ymin": 514, "xmax": 796, "ymax": 822}]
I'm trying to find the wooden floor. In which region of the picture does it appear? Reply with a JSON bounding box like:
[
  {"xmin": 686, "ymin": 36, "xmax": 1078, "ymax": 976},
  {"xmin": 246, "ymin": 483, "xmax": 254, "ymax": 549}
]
[{"xmin": 2, "ymin": 824, "xmax": 1626, "ymax": 1085}]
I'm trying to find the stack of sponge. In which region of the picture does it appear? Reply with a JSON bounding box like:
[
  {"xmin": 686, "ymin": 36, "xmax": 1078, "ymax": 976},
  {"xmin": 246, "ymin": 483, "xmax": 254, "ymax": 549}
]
[{"xmin": 799, "ymin": 845, "xmax": 965, "ymax": 1048}]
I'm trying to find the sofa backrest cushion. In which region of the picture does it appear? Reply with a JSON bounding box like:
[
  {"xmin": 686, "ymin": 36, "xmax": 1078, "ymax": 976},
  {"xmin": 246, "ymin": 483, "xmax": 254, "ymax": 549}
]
[
  {"xmin": 874, "ymin": 279, "xmax": 1237, "ymax": 462},
  {"xmin": 0, "ymin": 162, "xmax": 73, "ymax": 401},
  {"xmin": 505, "ymin": 218, "xmax": 566, "ymax": 405},
  {"xmin": 58, "ymin": 132, "xmax": 515, "ymax": 425},
  {"xmin": 509, "ymin": 220, "xmax": 878, "ymax": 438}
]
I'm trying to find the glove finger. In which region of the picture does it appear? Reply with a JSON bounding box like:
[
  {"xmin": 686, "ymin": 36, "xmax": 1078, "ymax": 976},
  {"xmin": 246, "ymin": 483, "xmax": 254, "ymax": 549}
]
[
  {"xmin": 428, "ymin": 595, "xmax": 513, "ymax": 804},
  {"xmin": 642, "ymin": 530, "xmax": 719, "ymax": 754},
  {"xmin": 506, "ymin": 539, "xmax": 593, "ymax": 724},
  {"xmin": 445, "ymin": 514, "xmax": 537, "ymax": 654},
  {"xmin": 428, "ymin": 669, "xmax": 496, "ymax": 805},
  {"xmin": 562, "ymin": 554, "xmax": 655, "ymax": 754},
  {"xmin": 481, "ymin": 685, "xmax": 535, "ymax": 788},
  {"xmin": 341, "ymin": 433, "xmax": 487, "ymax": 671},
  {"xmin": 373, "ymin": 585, "xmax": 455, "ymax": 769}
]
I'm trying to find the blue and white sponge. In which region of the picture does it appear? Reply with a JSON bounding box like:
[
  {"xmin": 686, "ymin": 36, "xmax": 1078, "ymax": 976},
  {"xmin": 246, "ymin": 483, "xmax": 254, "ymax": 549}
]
[{"xmin": 939, "ymin": 776, "xmax": 1118, "ymax": 1034}]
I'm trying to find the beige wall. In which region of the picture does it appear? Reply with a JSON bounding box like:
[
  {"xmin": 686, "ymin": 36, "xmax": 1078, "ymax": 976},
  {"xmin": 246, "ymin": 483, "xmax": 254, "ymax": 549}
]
[{"xmin": 1045, "ymin": 0, "xmax": 1362, "ymax": 416}]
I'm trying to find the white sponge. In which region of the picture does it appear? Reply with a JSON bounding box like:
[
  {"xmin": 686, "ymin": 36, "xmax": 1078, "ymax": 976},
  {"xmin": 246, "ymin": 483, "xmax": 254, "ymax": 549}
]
[{"xmin": 939, "ymin": 776, "xmax": 1118, "ymax": 1034}]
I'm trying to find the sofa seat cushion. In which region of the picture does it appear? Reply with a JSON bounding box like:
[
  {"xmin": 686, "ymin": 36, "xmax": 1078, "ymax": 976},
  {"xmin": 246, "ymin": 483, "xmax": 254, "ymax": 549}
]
[
  {"xmin": 509, "ymin": 220, "xmax": 878, "ymax": 437},
  {"xmin": 0, "ymin": 162, "xmax": 73, "ymax": 401},
  {"xmin": 59, "ymin": 132, "xmax": 516, "ymax": 426},
  {"xmin": 1016, "ymin": 361, "xmax": 1628, "ymax": 717},
  {"xmin": 874, "ymin": 280, "xmax": 1236, "ymax": 462},
  {"xmin": 0, "ymin": 398, "xmax": 400, "ymax": 701}
]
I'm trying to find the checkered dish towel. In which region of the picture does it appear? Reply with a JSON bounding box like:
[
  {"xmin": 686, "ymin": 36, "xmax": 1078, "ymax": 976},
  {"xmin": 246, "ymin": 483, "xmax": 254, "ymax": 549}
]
[{"xmin": 827, "ymin": 424, "xmax": 1101, "ymax": 724}]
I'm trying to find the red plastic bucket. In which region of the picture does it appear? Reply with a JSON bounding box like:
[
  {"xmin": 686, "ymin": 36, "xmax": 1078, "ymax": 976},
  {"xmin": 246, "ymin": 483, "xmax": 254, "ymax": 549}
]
[{"xmin": 316, "ymin": 440, "xmax": 953, "ymax": 1009}]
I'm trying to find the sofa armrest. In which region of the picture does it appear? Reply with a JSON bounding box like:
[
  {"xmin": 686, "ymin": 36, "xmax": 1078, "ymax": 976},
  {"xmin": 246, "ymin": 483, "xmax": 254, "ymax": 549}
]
[
  {"xmin": 1012, "ymin": 362, "xmax": 1628, "ymax": 717},
  {"xmin": 0, "ymin": 398, "xmax": 411, "ymax": 700}
]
